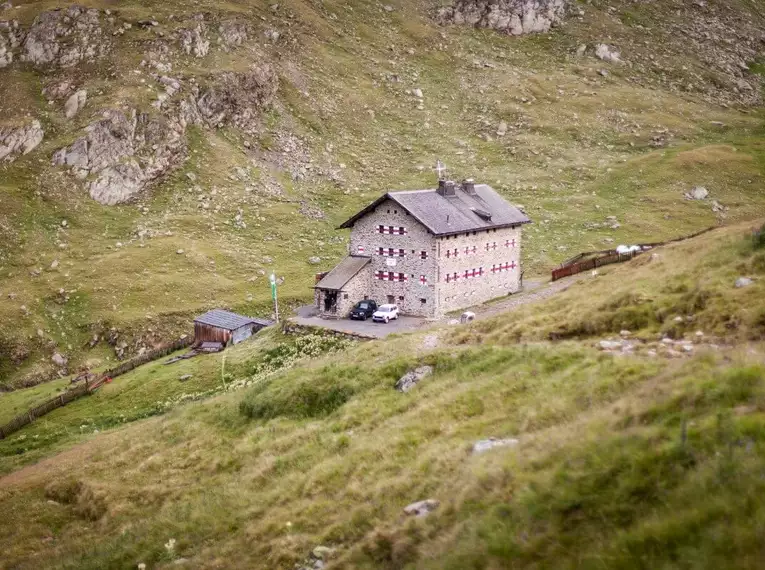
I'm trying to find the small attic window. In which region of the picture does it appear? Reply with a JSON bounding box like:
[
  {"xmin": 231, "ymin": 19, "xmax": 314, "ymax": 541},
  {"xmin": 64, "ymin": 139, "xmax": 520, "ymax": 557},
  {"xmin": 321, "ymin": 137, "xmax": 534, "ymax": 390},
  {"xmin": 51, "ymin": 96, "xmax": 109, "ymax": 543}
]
[{"xmin": 472, "ymin": 208, "xmax": 492, "ymax": 221}]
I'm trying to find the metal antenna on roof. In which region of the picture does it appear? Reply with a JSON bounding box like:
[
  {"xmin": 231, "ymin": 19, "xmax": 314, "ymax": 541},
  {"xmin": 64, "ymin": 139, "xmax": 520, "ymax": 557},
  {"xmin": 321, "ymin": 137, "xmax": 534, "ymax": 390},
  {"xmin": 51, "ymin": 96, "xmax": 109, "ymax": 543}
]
[{"xmin": 435, "ymin": 159, "xmax": 447, "ymax": 181}]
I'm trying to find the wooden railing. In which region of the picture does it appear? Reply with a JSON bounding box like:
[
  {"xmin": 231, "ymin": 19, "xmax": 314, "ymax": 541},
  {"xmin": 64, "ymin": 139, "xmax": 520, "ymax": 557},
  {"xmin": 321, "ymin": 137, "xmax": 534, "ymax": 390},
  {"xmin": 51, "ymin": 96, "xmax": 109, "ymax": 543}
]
[
  {"xmin": 551, "ymin": 226, "xmax": 719, "ymax": 282},
  {"xmin": 552, "ymin": 251, "xmax": 639, "ymax": 281},
  {"xmin": 0, "ymin": 337, "xmax": 193, "ymax": 440}
]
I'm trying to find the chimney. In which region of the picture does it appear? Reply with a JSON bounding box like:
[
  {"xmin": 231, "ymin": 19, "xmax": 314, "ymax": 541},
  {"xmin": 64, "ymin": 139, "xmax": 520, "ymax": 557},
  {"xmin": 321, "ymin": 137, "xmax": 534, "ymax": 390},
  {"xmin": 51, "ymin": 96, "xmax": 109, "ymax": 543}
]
[
  {"xmin": 462, "ymin": 178, "xmax": 476, "ymax": 195},
  {"xmin": 437, "ymin": 179, "xmax": 457, "ymax": 197}
]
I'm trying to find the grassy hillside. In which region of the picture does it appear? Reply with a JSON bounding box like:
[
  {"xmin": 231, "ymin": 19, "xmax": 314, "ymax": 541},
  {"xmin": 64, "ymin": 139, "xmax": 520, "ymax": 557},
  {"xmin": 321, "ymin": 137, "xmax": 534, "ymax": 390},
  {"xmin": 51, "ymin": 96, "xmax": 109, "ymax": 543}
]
[
  {"xmin": 1, "ymin": 0, "xmax": 764, "ymax": 388},
  {"xmin": 0, "ymin": 221, "xmax": 763, "ymax": 569}
]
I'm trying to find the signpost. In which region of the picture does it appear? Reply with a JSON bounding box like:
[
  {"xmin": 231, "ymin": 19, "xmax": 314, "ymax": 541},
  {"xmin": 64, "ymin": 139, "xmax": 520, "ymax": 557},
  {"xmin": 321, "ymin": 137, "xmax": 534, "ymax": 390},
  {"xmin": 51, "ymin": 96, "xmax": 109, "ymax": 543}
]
[{"xmin": 270, "ymin": 272, "xmax": 279, "ymax": 323}]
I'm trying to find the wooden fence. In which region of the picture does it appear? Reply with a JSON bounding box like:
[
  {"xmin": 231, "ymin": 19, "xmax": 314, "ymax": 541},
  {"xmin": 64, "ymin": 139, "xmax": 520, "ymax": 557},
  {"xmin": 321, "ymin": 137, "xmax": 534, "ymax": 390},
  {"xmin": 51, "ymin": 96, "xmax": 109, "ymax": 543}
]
[
  {"xmin": 0, "ymin": 337, "xmax": 193, "ymax": 440},
  {"xmin": 552, "ymin": 251, "xmax": 640, "ymax": 281},
  {"xmin": 551, "ymin": 226, "xmax": 719, "ymax": 282}
]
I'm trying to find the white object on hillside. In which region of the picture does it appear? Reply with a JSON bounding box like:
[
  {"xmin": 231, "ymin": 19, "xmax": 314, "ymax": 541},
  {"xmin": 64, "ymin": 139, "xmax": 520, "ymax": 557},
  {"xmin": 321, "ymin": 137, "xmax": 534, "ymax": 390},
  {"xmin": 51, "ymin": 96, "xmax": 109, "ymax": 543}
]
[{"xmin": 616, "ymin": 245, "xmax": 642, "ymax": 255}]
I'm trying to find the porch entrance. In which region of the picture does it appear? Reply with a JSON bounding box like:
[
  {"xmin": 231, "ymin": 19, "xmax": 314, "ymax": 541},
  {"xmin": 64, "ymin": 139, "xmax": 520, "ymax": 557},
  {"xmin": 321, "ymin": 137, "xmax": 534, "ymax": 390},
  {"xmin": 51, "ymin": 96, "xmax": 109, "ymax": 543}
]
[{"xmin": 324, "ymin": 291, "xmax": 338, "ymax": 313}]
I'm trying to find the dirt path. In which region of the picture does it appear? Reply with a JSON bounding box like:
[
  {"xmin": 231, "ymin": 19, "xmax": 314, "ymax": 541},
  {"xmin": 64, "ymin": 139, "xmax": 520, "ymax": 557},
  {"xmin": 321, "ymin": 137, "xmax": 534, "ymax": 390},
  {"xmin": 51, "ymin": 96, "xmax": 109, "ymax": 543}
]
[{"xmin": 459, "ymin": 274, "xmax": 588, "ymax": 321}]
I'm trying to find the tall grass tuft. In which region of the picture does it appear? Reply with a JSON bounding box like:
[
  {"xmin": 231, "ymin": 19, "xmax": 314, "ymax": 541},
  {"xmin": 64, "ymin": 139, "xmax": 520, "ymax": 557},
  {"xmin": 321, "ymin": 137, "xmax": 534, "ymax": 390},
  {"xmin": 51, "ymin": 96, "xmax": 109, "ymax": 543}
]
[{"xmin": 754, "ymin": 223, "xmax": 765, "ymax": 250}]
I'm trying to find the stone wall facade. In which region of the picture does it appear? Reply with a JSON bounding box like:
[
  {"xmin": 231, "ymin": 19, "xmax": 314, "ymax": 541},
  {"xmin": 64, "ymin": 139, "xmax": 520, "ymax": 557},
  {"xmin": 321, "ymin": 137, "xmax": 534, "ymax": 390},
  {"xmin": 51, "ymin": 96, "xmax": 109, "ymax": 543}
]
[
  {"xmin": 317, "ymin": 198, "xmax": 525, "ymax": 319},
  {"xmin": 434, "ymin": 225, "xmax": 522, "ymax": 315},
  {"xmin": 348, "ymin": 199, "xmax": 438, "ymax": 317}
]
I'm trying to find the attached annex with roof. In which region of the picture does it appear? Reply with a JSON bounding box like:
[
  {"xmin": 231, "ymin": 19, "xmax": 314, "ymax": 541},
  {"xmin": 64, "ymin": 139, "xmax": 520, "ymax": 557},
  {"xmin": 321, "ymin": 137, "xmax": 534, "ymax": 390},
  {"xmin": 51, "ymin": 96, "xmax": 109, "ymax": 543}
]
[{"xmin": 314, "ymin": 256, "xmax": 371, "ymax": 292}]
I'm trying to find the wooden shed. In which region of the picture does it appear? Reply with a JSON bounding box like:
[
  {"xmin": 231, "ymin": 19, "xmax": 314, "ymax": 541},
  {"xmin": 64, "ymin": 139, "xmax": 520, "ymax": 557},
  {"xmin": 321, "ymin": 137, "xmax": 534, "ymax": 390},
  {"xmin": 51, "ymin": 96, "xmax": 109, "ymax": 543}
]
[{"xmin": 193, "ymin": 310, "xmax": 272, "ymax": 349}]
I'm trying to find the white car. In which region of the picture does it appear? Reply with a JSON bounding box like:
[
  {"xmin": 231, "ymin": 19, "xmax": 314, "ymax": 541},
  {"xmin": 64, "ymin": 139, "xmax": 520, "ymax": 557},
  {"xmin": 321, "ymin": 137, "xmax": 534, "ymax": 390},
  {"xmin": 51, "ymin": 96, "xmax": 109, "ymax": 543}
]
[{"xmin": 372, "ymin": 304, "xmax": 399, "ymax": 323}]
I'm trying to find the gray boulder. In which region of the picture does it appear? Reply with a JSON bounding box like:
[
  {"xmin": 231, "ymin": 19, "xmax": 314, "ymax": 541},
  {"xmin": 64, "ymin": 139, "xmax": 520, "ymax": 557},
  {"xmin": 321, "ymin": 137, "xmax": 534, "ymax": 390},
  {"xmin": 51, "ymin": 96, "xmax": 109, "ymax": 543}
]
[
  {"xmin": 598, "ymin": 339, "xmax": 623, "ymax": 351},
  {"xmin": 595, "ymin": 43, "xmax": 621, "ymax": 63},
  {"xmin": 395, "ymin": 365, "xmax": 433, "ymax": 392},
  {"xmin": 685, "ymin": 186, "xmax": 709, "ymax": 200},
  {"xmin": 403, "ymin": 499, "xmax": 439, "ymax": 517},
  {"xmin": 64, "ymin": 89, "xmax": 87, "ymax": 119},
  {"xmin": 311, "ymin": 546, "xmax": 335, "ymax": 560},
  {"xmin": 21, "ymin": 6, "xmax": 110, "ymax": 67},
  {"xmin": 472, "ymin": 437, "xmax": 519, "ymax": 454},
  {"xmin": 0, "ymin": 120, "xmax": 44, "ymax": 162},
  {"xmin": 51, "ymin": 352, "xmax": 67, "ymax": 367},
  {"xmin": 437, "ymin": 0, "xmax": 568, "ymax": 36}
]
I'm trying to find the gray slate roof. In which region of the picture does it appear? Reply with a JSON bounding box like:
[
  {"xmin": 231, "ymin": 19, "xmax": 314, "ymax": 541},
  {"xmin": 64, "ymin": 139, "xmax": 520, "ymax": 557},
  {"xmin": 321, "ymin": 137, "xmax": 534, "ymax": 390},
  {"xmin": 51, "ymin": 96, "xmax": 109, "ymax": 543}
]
[
  {"xmin": 315, "ymin": 256, "xmax": 371, "ymax": 291},
  {"xmin": 338, "ymin": 184, "xmax": 531, "ymax": 236},
  {"xmin": 194, "ymin": 309, "xmax": 271, "ymax": 330}
]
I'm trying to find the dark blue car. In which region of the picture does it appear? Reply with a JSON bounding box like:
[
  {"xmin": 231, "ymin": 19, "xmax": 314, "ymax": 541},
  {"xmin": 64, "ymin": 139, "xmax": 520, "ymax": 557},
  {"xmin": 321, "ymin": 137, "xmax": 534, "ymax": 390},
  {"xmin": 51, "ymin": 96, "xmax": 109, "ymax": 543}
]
[{"xmin": 349, "ymin": 300, "xmax": 378, "ymax": 321}]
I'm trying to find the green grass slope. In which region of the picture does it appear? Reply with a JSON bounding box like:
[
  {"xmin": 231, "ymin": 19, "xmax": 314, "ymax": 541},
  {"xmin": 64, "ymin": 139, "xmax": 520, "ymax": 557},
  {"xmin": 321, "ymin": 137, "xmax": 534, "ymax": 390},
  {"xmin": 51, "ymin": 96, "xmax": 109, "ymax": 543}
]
[
  {"xmin": 1, "ymin": 0, "xmax": 764, "ymax": 388},
  {"xmin": 0, "ymin": 221, "xmax": 763, "ymax": 569}
]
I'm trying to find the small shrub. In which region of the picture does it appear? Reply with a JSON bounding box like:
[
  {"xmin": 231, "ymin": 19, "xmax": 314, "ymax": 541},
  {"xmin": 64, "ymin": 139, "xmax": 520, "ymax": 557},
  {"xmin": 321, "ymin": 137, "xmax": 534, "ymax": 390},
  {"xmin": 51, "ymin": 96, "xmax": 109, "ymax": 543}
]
[
  {"xmin": 44, "ymin": 478, "xmax": 82, "ymax": 505},
  {"xmin": 44, "ymin": 478, "xmax": 107, "ymax": 521},
  {"xmin": 753, "ymin": 223, "xmax": 765, "ymax": 250},
  {"xmin": 240, "ymin": 364, "xmax": 364, "ymax": 420},
  {"xmin": 360, "ymin": 527, "xmax": 421, "ymax": 568},
  {"xmin": 450, "ymin": 393, "xmax": 485, "ymax": 419}
]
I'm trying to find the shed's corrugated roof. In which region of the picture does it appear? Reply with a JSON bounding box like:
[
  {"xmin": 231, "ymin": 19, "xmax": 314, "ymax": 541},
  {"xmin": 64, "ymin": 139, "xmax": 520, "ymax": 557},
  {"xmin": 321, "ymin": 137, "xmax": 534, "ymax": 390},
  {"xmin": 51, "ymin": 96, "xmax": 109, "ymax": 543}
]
[
  {"xmin": 194, "ymin": 309, "xmax": 272, "ymax": 330},
  {"xmin": 338, "ymin": 184, "xmax": 531, "ymax": 235},
  {"xmin": 315, "ymin": 256, "xmax": 371, "ymax": 291}
]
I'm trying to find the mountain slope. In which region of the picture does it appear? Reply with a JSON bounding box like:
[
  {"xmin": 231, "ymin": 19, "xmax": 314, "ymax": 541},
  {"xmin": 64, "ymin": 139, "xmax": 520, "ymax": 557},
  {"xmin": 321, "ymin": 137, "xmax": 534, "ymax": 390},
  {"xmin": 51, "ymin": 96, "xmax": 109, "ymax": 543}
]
[
  {"xmin": 0, "ymin": 0, "xmax": 764, "ymax": 388},
  {"xmin": 0, "ymin": 220, "xmax": 763, "ymax": 569}
]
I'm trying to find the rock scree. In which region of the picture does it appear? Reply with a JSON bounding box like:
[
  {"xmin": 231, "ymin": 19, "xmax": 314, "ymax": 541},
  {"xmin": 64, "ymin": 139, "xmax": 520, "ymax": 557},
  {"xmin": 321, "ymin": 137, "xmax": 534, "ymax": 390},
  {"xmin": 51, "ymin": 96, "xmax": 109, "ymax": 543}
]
[{"xmin": 21, "ymin": 6, "xmax": 110, "ymax": 67}]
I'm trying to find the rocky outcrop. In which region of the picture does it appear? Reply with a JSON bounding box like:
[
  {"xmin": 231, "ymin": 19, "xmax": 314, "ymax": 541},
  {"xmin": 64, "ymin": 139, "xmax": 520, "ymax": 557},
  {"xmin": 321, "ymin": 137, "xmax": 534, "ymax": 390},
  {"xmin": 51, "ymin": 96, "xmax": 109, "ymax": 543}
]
[
  {"xmin": 186, "ymin": 65, "xmax": 278, "ymax": 131},
  {"xmin": 64, "ymin": 89, "xmax": 87, "ymax": 118},
  {"xmin": 0, "ymin": 19, "xmax": 23, "ymax": 67},
  {"xmin": 179, "ymin": 21, "xmax": 209, "ymax": 58},
  {"xmin": 0, "ymin": 120, "xmax": 44, "ymax": 162},
  {"xmin": 21, "ymin": 5, "xmax": 109, "ymax": 67},
  {"xmin": 53, "ymin": 109, "xmax": 186, "ymax": 205},
  {"xmin": 437, "ymin": 0, "xmax": 568, "ymax": 35},
  {"xmin": 51, "ymin": 62, "xmax": 276, "ymax": 205},
  {"xmin": 218, "ymin": 20, "xmax": 249, "ymax": 49}
]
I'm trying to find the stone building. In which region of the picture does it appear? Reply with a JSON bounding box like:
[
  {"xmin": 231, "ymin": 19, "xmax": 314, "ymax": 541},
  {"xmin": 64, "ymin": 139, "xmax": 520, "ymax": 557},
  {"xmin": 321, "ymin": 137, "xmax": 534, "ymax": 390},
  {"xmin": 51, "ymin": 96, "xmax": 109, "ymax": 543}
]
[{"xmin": 314, "ymin": 179, "xmax": 531, "ymax": 319}]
